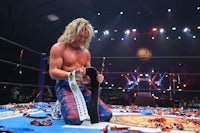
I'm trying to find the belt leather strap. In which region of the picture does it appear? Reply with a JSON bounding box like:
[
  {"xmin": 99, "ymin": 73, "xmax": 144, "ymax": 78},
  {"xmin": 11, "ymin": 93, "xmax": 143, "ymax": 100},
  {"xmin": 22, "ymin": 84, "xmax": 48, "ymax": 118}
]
[{"xmin": 86, "ymin": 67, "xmax": 100, "ymax": 124}]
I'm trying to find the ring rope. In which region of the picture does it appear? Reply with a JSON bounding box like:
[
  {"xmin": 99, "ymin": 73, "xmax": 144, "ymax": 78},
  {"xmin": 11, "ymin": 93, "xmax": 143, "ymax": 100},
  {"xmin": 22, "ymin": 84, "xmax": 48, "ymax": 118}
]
[
  {"xmin": 0, "ymin": 81, "xmax": 199, "ymax": 93},
  {"xmin": 0, "ymin": 81, "xmax": 54, "ymax": 88},
  {"xmin": 91, "ymin": 56, "xmax": 200, "ymax": 59},
  {"xmin": 0, "ymin": 36, "xmax": 41, "ymax": 55},
  {"xmin": 0, "ymin": 58, "xmax": 42, "ymax": 71},
  {"xmin": 1, "ymin": 58, "xmax": 199, "ymax": 75},
  {"xmin": 104, "ymin": 88, "xmax": 200, "ymax": 92},
  {"xmin": 103, "ymin": 72, "xmax": 200, "ymax": 75}
]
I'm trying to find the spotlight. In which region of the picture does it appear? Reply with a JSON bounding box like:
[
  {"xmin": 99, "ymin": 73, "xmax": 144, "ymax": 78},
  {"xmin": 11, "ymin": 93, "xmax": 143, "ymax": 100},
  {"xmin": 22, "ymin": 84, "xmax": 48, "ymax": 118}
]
[
  {"xmin": 172, "ymin": 27, "xmax": 176, "ymax": 31},
  {"xmin": 183, "ymin": 27, "xmax": 190, "ymax": 32},
  {"xmin": 114, "ymin": 29, "xmax": 118, "ymax": 32},
  {"xmin": 94, "ymin": 30, "xmax": 98, "ymax": 33},
  {"xmin": 159, "ymin": 28, "xmax": 164, "ymax": 33},
  {"xmin": 47, "ymin": 14, "xmax": 59, "ymax": 21},
  {"xmin": 152, "ymin": 28, "xmax": 157, "ymax": 32},
  {"xmin": 103, "ymin": 30, "xmax": 109, "ymax": 35},
  {"xmin": 132, "ymin": 29, "xmax": 137, "ymax": 32},
  {"xmin": 124, "ymin": 30, "xmax": 130, "ymax": 35},
  {"xmin": 19, "ymin": 70, "xmax": 22, "ymax": 75},
  {"xmin": 167, "ymin": 8, "xmax": 172, "ymax": 12}
]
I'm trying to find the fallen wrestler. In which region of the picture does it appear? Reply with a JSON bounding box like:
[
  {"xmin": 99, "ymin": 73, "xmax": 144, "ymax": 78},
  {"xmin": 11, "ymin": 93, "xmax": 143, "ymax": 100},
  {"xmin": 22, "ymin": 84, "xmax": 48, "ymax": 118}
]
[{"xmin": 49, "ymin": 18, "xmax": 112, "ymax": 125}]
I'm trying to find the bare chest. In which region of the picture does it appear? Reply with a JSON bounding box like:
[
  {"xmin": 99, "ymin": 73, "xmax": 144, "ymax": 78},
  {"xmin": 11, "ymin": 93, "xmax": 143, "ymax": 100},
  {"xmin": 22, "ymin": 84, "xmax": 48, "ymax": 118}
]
[{"xmin": 63, "ymin": 50, "xmax": 88, "ymax": 66}]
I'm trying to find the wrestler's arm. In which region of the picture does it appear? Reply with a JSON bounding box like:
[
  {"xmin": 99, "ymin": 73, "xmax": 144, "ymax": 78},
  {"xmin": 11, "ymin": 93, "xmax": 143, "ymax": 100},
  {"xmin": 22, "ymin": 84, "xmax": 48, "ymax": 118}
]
[{"xmin": 49, "ymin": 43, "xmax": 69, "ymax": 80}]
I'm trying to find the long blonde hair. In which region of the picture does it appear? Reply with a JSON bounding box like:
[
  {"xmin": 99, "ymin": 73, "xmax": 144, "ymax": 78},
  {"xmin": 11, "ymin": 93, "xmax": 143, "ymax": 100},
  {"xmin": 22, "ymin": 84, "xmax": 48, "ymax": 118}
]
[{"xmin": 57, "ymin": 18, "xmax": 94, "ymax": 49}]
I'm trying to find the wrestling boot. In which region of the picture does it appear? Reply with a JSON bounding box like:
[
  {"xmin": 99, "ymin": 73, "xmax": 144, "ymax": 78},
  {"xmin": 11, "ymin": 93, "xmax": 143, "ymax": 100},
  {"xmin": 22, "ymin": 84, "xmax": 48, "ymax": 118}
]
[{"xmin": 52, "ymin": 100, "xmax": 62, "ymax": 120}]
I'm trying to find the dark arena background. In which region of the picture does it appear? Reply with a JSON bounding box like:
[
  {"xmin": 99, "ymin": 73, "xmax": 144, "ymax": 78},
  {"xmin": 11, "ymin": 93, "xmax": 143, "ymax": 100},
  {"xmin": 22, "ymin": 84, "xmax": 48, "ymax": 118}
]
[{"xmin": 0, "ymin": 0, "xmax": 200, "ymax": 133}]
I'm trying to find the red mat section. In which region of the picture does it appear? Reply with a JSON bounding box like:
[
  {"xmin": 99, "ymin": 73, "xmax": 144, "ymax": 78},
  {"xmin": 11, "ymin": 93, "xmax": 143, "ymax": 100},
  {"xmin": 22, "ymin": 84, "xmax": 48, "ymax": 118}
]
[{"xmin": 110, "ymin": 114, "xmax": 200, "ymax": 131}]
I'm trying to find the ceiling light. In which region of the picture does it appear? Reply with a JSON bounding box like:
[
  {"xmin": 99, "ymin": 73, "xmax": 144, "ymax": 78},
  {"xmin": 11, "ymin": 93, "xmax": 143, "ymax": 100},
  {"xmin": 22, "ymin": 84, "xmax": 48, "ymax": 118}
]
[
  {"xmin": 152, "ymin": 28, "xmax": 157, "ymax": 32},
  {"xmin": 47, "ymin": 14, "xmax": 59, "ymax": 21},
  {"xmin": 167, "ymin": 8, "xmax": 172, "ymax": 12},
  {"xmin": 114, "ymin": 29, "xmax": 118, "ymax": 32},
  {"xmin": 103, "ymin": 30, "xmax": 109, "ymax": 35},
  {"xmin": 183, "ymin": 27, "xmax": 190, "ymax": 32},
  {"xmin": 94, "ymin": 30, "xmax": 98, "ymax": 33},
  {"xmin": 124, "ymin": 30, "xmax": 130, "ymax": 35},
  {"xmin": 159, "ymin": 28, "xmax": 164, "ymax": 33},
  {"xmin": 172, "ymin": 27, "xmax": 176, "ymax": 31},
  {"xmin": 132, "ymin": 29, "xmax": 137, "ymax": 32}
]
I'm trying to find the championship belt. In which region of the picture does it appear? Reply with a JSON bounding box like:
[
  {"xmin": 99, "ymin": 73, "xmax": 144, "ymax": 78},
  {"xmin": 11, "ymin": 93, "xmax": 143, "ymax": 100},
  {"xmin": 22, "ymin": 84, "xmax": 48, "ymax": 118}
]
[
  {"xmin": 68, "ymin": 70, "xmax": 89, "ymax": 121},
  {"xmin": 86, "ymin": 67, "xmax": 100, "ymax": 124},
  {"xmin": 68, "ymin": 67, "xmax": 100, "ymax": 124}
]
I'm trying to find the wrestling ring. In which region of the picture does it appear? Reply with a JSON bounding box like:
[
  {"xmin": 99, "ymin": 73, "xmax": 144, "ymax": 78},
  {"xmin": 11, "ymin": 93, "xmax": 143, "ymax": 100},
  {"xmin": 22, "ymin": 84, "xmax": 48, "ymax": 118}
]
[{"xmin": 0, "ymin": 37, "xmax": 200, "ymax": 133}]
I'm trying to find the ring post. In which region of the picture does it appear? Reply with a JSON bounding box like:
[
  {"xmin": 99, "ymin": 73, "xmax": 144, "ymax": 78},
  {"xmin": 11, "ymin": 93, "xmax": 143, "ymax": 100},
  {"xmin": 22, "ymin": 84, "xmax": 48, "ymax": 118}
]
[{"xmin": 37, "ymin": 53, "xmax": 47, "ymax": 102}]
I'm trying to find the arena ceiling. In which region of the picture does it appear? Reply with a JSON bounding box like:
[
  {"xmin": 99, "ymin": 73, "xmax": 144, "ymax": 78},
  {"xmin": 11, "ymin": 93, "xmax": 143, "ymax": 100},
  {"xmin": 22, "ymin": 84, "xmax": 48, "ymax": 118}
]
[{"xmin": 0, "ymin": 0, "xmax": 200, "ymax": 90}]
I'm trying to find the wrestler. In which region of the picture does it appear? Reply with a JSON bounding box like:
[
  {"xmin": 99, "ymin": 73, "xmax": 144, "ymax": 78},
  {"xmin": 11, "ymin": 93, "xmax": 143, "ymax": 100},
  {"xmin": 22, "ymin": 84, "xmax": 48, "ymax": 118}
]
[{"xmin": 49, "ymin": 18, "xmax": 112, "ymax": 125}]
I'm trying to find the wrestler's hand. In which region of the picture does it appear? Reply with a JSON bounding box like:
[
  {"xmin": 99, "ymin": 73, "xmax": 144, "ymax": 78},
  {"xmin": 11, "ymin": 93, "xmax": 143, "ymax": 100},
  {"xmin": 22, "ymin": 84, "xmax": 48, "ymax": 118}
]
[
  {"xmin": 96, "ymin": 73, "xmax": 104, "ymax": 84},
  {"xmin": 75, "ymin": 66, "xmax": 86, "ymax": 78}
]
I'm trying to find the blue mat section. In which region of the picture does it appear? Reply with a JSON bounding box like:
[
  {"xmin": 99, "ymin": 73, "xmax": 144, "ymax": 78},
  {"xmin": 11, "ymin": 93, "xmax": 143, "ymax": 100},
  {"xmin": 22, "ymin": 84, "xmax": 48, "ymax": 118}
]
[
  {"xmin": 0, "ymin": 103, "xmax": 148, "ymax": 133},
  {"xmin": 0, "ymin": 112, "xmax": 148, "ymax": 133},
  {"xmin": 0, "ymin": 111, "xmax": 102, "ymax": 133}
]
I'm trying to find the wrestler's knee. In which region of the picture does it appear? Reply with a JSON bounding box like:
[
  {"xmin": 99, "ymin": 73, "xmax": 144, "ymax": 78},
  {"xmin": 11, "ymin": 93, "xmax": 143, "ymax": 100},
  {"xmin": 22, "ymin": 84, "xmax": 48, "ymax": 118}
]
[
  {"xmin": 64, "ymin": 117, "xmax": 83, "ymax": 125},
  {"xmin": 100, "ymin": 111, "xmax": 112, "ymax": 122}
]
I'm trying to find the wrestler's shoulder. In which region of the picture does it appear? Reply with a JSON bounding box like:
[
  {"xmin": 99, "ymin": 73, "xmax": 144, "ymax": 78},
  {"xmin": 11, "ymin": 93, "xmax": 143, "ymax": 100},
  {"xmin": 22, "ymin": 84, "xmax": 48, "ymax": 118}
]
[
  {"xmin": 52, "ymin": 42, "xmax": 66, "ymax": 48},
  {"xmin": 50, "ymin": 42, "xmax": 66, "ymax": 52},
  {"xmin": 83, "ymin": 49, "xmax": 91, "ymax": 56}
]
